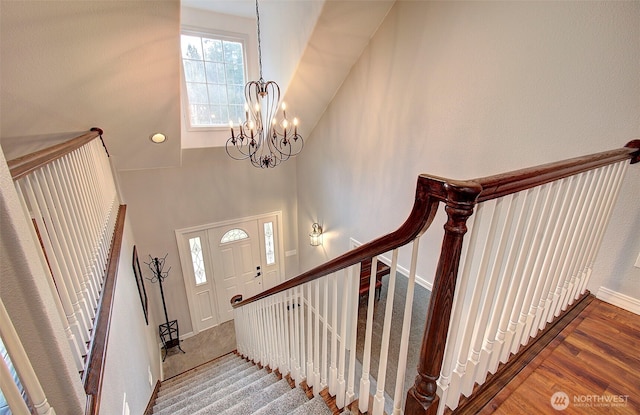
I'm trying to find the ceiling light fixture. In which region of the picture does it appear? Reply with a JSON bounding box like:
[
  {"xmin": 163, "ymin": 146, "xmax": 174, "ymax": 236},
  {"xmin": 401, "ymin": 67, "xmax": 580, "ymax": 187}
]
[
  {"xmin": 226, "ymin": 0, "xmax": 303, "ymax": 168},
  {"xmin": 150, "ymin": 133, "xmax": 167, "ymax": 144}
]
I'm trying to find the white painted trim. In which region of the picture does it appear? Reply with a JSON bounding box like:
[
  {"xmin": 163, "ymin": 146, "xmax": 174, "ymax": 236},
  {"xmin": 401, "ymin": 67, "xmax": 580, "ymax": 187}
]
[
  {"xmin": 596, "ymin": 286, "xmax": 640, "ymax": 315},
  {"xmin": 175, "ymin": 211, "xmax": 284, "ymax": 234},
  {"xmin": 349, "ymin": 238, "xmax": 433, "ymax": 292}
]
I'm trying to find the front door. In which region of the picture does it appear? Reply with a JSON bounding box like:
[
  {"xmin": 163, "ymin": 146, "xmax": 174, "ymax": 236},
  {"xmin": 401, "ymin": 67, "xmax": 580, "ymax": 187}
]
[{"xmin": 209, "ymin": 220, "xmax": 262, "ymax": 323}]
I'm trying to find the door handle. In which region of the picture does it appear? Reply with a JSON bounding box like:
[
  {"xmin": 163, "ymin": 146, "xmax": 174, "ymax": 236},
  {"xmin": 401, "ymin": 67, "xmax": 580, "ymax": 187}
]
[{"xmin": 255, "ymin": 271, "xmax": 261, "ymax": 278}]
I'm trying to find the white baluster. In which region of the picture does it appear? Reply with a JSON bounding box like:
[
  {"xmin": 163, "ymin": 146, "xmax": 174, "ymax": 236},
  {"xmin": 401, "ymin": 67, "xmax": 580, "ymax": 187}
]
[
  {"xmin": 275, "ymin": 293, "xmax": 283, "ymax": 372},
  {"xmin": 291, "ymin": 288, "xmax": 300, "ymax": 382},
  {"xmin": 372, "ymin": 249, "xmax": 398, "ymax": 415},
  {"xmin": 0, "ymin": 354, "xmax": 30, "ymax": 415},
  {"xmin": 306, "ymin": 282, "xmax": 314, "ymax": 388},
  {"xmin": 270, "ymin": 296, "xmax": 278, "ymax": 370},
  {"xmin": 298, "ymin": 285, "xmax": 306, "ymax": 382},
  {"xmin": 392, "ymin": 239, "xmax": 420, "ymax": 415},
  {"xmin": 346, "ymin": 262, "xmax": 360, "ymax": 406},
  {"xmin": 358, "ymin": 255, "xmax": 379, "ymax": 414},
  {"xmin": 329, "ymin": 273, "xmax": 338, "ymax": 395},
  {"xmin": 321, "ymin": 276, "xmax": 328, "ymax": 390},
  {"xmin": 336, "ymin": 269, "xmax": 349, "ymax": 408},
  {"xmin": 313, "ymin": 279, "xmax": 321, "ymax": 394},
  {"xmin": 0, "ymin": 298, "xmax": 56, "ymax": 415},
  {"xmin": 283, "ymin": 291, "xmax": 291, "ymax": 375}
]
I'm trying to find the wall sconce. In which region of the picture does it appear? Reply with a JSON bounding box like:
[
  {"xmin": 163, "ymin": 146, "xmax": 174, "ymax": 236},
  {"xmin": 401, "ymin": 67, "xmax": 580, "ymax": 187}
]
[{"xmin": 309, "ymin": 223, "xmax": 323, "ymax": 246}]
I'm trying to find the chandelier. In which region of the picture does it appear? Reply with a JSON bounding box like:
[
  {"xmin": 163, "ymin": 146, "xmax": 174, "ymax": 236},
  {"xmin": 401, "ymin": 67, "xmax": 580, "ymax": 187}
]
[{"xmin": 226, "ymin": 0, "xmax": 303, "ymax": 168}]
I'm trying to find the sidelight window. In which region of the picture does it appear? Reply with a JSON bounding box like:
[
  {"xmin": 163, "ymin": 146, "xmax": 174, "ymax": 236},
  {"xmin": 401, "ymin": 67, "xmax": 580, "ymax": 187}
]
[{"xmin": 188, "ymin": 236, "xmax": 207, "ymax": 285}]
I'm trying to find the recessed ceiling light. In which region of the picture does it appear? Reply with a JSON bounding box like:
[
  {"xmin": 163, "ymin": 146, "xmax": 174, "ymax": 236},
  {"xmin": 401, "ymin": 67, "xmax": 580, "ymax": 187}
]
[{"xmin": 150, "ymin": 133, "xmax": 167, "ymax": 144}]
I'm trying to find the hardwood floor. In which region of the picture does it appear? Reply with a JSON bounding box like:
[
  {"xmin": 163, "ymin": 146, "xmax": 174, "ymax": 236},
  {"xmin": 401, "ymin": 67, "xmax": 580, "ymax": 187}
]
[{"xmin": 478, "ymin": 299, "xmax": 640, "ymax": 414}]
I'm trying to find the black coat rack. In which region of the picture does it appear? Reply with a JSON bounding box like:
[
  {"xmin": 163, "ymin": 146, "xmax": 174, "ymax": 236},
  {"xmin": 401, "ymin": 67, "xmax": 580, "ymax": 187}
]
[{"xmin": 146, "ymin": 254, "xmax": 185, "ymax": 361}]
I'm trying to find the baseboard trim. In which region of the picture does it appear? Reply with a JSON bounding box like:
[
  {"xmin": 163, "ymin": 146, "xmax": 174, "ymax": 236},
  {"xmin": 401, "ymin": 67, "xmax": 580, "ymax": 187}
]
[
  {"xmin": 143, "ymin": 380, "xmax": 161, "ymax": 415},
  {"xmin": 596, "ymin": 286, "xmax": 640, "ymax": 315}
]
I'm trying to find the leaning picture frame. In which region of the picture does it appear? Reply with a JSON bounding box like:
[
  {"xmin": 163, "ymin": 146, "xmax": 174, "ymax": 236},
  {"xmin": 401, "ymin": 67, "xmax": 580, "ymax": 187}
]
[{"xmin": 132, "ymin": 245, "xmax": 149, "ymax": 325}]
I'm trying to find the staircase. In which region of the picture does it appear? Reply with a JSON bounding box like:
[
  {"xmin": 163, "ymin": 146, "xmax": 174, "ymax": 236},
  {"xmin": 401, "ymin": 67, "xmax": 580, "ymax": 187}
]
[{"xmin": 152, "ymin": 353, "xmax": 349, "ymax": 415}]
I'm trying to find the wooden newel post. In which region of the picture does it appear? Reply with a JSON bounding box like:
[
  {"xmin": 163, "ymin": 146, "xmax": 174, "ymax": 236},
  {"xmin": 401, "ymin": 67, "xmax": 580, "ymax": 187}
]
[{"xmin": 405, "ymin": 180, "xmax": 481, "ymax": 415}]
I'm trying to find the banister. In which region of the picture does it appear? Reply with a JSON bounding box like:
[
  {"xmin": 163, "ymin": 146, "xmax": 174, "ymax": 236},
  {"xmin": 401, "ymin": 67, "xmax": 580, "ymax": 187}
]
[
  {"xmin": 84, "ymin": 204, "xmax": 126, "ymax": 415},
  {"xmin": 474, "ymin": 140, "xmax": 639, "ymax": 202},
  {"xmin": 232, "ymin": 175, "xmax": 444, "ymax": 308},
  {"xmin": 233, "ymin": 142, "xmax": 639, "ymax": 310},
  {"xmin": 7, "ymin": 128, "xmax": 104, "ymax": 180}
]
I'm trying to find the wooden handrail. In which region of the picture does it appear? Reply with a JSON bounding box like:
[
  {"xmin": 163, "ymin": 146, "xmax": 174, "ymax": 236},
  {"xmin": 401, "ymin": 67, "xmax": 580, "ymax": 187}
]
[
  {"xmin": 474, "ymin": 140, "xmax": 640, "ymax": 202},
  {"xmin": 84, "ymin": 204, "xmax": 126, "ymax": 415},
  {"xmin": 7, "ymin": 128, "xmax": 104, "ymax": 180},
  {"xmin": 234, "ymin": 141, "xmax": 639, "ymax": 310}
]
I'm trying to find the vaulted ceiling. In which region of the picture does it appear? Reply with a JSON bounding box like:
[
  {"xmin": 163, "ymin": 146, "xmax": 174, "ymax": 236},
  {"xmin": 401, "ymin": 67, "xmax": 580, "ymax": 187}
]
[{"xmin": 0, "ymin": 1, "xmax": 394, "ymax": 171}]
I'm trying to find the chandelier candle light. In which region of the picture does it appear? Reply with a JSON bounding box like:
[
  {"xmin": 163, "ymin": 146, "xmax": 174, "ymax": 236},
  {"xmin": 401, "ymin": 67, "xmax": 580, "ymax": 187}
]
[{"xmin": 226, "ymin": 0, "xmax": 303, "ymax": 168}]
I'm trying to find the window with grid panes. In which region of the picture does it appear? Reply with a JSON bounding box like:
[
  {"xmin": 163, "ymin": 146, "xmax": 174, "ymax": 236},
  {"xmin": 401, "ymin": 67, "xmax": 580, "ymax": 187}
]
[{"xmin": 181, "ymin": 32, "xmax": 246, "ymax": 128}]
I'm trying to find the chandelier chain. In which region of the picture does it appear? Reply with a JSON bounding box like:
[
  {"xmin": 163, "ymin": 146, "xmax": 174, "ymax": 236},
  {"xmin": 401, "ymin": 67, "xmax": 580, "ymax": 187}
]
[{"xmin": 255, "ymin": 0, "xmax": 263, "ymax": 81}]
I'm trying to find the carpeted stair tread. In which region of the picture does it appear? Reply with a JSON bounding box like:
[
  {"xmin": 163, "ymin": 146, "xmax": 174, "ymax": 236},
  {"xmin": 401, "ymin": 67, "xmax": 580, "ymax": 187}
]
[
  {"xmin": 287, "ymin": 395, "xmax": 334, "ymax": 415},
  {"xmin": 158, "ymin": 353, "xmax": 246, "ymax": 396},
  {"xmin": 155, "ymin": 359, "xmax": 255, "ymax": 406},
  {"xmin": 252, "ymin": 387, "xmax": 320, "ymax": 415},
  {"xmin": 154, "ymin": 366, "xmax": 269, "ymax": 415},
  {"xmin": 187, "ymin": 371, "xmax": 281, "ymax": 415},
  {"xmin": 216, "ymin": 377, "xmax": 295, "ymax": 415}
]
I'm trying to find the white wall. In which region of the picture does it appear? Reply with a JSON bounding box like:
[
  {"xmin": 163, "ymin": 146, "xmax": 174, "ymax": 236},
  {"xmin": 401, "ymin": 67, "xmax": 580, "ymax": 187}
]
[
  {"xmin": 118, "ymin": 147, "xmax": 300, "ymax": 335},
  {"xmin": 0, "ymin": 0, "xmax": 181, "ymax": 171},
  {"xmin": 296, "ymin": 2, "xmax": 640, "ymax": 301},
  {"xmin": 100, "ymin": 216, "xmax": 162, "ymax": 415}
]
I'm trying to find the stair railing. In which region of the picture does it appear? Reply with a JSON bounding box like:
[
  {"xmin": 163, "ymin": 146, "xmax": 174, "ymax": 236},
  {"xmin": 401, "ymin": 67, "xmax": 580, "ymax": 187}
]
[
  {"xmin": 6, "ymin": 128, "xmax": 124, "ymax": 415},
  {"xmin": 233, "ymin": 140, "xmax": 639, "ymax": 415}
]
